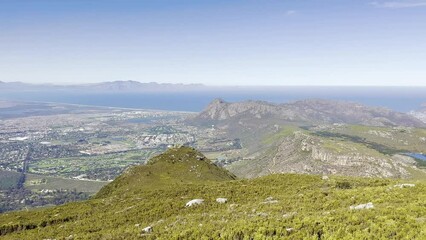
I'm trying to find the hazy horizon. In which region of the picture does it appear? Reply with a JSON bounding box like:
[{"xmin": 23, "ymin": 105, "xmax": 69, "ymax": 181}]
[
  {"xmin": 1, "ymin": 1, "xmax": 426, "ymax": 86},
  {"xmin": 2, "ymin": 80, "xmax": 426, "ymax": 88}
]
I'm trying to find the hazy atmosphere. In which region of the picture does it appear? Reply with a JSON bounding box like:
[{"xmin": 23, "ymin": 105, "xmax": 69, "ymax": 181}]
[
  {"xmin": 1, "ymin": 1, "xmax": 426, "ymax": 239},
  {"xmin": 1, "ymin": 0, "xmax": 426, "ymax": 85}
]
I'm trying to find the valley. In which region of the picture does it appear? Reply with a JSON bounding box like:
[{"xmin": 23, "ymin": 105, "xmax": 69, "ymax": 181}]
[
  {"xmin": 195, "ymin": 99, "xmax": 426, "ymax": 180},
  {"xmin": 0, "ymin": 101, "xmax": 241, "ymax": 212},
  {"xmin": 1, "ymin": 98, "xmax": 426, "ymax": 218}
]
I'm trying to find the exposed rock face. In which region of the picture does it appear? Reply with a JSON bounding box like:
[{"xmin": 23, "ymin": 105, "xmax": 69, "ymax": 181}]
[
  {"xmin": 194, "ymin": 99, "xmax": 425, "ymax": 127},
  {"xmin": 309, "ymin": 146, "xmax": 408, "ymax": 178},
  {"xmin": 193, "ymin": 99, "xmax": 425, "ymax": 179},
  {"xmin": 409, "ymin": 103, "xmax": 426, "ymax": 123},
  {"xmin": 233, "ymin": 132, "xmax": 417, "ymax": 179},
  {"xmin": 142, "ymin": 226, "xmax": 153, "ymax": 233}
]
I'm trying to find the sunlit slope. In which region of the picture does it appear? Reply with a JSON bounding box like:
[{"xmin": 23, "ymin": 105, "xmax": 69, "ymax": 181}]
[
  {"xmin": 96, "ymin": 146, "xmax": 236, "ymax": 198},
  {"xmin": 1, "ymin": 148, "xmax": 425, "ymax": 239},
  {"xmin": 227, "ymin": 124, "xmax": 426, "ymax": 179}
]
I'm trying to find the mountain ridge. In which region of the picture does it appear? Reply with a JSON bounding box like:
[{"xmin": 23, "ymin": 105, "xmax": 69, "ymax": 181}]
[
  {"xmin": 193, "ymin": 98, "xmax": 425, "ymax": 127},
  {"xmin": 0, "ymin": 80, "xmax": 206, "ymax": 92}
]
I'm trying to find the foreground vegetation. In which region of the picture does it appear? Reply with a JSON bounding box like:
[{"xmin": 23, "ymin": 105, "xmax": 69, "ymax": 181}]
[{"xmin": 0, "ymin": 147, "xmax": 425, "ymax": 239}]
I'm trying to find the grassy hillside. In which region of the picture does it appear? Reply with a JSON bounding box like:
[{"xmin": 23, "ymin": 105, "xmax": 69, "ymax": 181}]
[
  {"xmin": 0, "ymin": 147, "xmax": 425, "ymax": 239},
  {"xmin": 96, "ymin": 146, "xmax": 236, "ymax": 198},
  {"xmin": 0, "ymin": 175, "xmax": 425, "ymax": 239},
  {"xmin": 25, "ymin": 174, "xmax": 107, "ymax": 194},
  {"xmin": 315, "ymin": 125, "xmax": 426, "ymax": 154}
]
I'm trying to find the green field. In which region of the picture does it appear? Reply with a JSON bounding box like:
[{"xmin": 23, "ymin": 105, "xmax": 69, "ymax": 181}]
[
  {"xmin": 25, "ymin": 174, "xmax": 107, "ymax": 194},
  {"xmin": 28, "ymin": 150, "xmax": 159, "ymax": 181}
]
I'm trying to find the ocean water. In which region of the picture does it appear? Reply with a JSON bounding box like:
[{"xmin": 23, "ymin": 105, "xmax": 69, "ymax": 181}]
[{"xmin": 1, "ymin": 86, "xmax": 425, "ymax": 112}]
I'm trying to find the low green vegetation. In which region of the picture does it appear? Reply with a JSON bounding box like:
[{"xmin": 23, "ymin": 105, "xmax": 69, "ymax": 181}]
[
  {"xmin": 262, "ymin": 125, "xmax": 301, "ymax": 145},
  {"xmin": 339, "ymin": 125, "xmax": 426, "ymax": 153},
  {"xmin": 0, "ymin": 170, "xmax": 21, "ymax": 190},
  {"xmin": 310, "ymin": 125, "xmax": 426, "ymax": 170},
  {"xmin": 312, "ymin": 131, "xmax": 402, "ymax": 156},
  {"xmin": 28, "ymin": 150, "xmax": 158, "ymax": 181},
  {"xmin": 320, "ymin": 138, "xmax": 385, "ymax": 158},
  {"xmin": 0, "ymin": 147, "xmax": 425, "ymax": 239},
  {"xmin": 96, "ymin": 146, "xmax": 236, "ymax": 197},
  {"xmin": 25, "ymin": 174, "xmax": 107, "ymax": 194}
]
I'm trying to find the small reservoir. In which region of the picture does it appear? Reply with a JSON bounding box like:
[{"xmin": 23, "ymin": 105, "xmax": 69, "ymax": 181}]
[{"xmin": 405, "ymin": 153, "xmax": 426, "ymax": 161}]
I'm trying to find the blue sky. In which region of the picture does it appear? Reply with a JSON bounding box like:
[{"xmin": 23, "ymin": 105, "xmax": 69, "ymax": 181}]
[{"xmin": 1, "ymin": 0, "xmax": 426, "ymax": 86}]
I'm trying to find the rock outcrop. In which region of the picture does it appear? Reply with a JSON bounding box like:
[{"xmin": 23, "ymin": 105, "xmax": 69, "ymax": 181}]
[
  {"xmin": 185, "ymin": 199, "xmax": 204, "ymax": 207},
  {"xmin": 350, "ymin": 202, "xmax": 374, "ymax": 210},
  {"xmin": 409, "ymin": 103, "xmax": 426, "ymax": 123},
  {"xmin": 231, "ymin": 132, "xmax": 417, "ymax": 179}
]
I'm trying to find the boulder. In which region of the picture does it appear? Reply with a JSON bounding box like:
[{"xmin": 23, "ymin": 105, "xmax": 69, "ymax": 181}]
[
  {"xmin": 142, "ymin": 226, "xmax": 153, "ymax": 233},
  {"xmin": 262, "ymin": 196, "xmax": 278, "ymax": 204},
  {"xmin": 185, "ymin": 199, "xmax": 204, "ymax": 207},
  {"xmin": 394, "ymin": 183, "xmax": 415, "ymax": 188},
  {"xmin": 350, "ymin": 202, "xmax": 374, "ymax": 210}
]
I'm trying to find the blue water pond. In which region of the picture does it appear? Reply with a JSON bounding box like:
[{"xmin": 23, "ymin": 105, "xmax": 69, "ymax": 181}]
[{"xmin": 405, "ymin": 153, "xmax": 426, "ymax": 161}]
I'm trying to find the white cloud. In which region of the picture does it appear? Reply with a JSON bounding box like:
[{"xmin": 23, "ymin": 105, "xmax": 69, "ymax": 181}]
[
  {"xmin": 371, "ymin": 0, "xmax": 426, "ymax": 8},
  {"xmin": 285, "ymin": 10, "xmax": 296, "ymax": 16}
]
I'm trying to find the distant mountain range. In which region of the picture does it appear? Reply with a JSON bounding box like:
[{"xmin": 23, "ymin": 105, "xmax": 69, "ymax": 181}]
[
  {"xmin": 0, "ymin": 80, "xmax": 206, "ymax": 92},
  {"xmin": 191, "ymin": 99, "xmax": 426, "ymax": 179},
  {"xmin": 193, "ymin": 98, "xmax": 425, "ymax": 128},
  {"xmin": 2, "ymin": 81, "xmax": 425, "ymax": 113}
]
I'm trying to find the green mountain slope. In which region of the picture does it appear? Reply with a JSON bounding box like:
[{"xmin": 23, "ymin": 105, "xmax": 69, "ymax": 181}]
[
  {"xmin": 96, "ymin": 146, "xmax": 236, "ymax": 197},
  {"xmin": 228, "ymin": 127, "xmax": 426, "ymax": 179},
  {"xmin": 189, "ymin": 99, "xmax": 426, "ymax": 180},
  {"xmin": 0, "ymin": 148, "xmax": 425, "ymax": 239}
]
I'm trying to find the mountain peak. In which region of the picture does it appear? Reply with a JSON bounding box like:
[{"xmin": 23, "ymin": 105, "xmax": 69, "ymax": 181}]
[
  {"xmin": 211, "ymin": 98, "xmax": 227, "ymax": 104},
  {"xmin": 95, "ymin": 146, "xmax": 236, "ymax": 198},
  {"xmin": 193, "ymin": 99, "xmax": 425, "ymax": 127},
  {"xmin": 147, "ymin": 146, "xmax": 209, "ymax": 165},
  {"xmin": 205, "ymin": 98, "xmax": 229, "ymax": 109}
]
